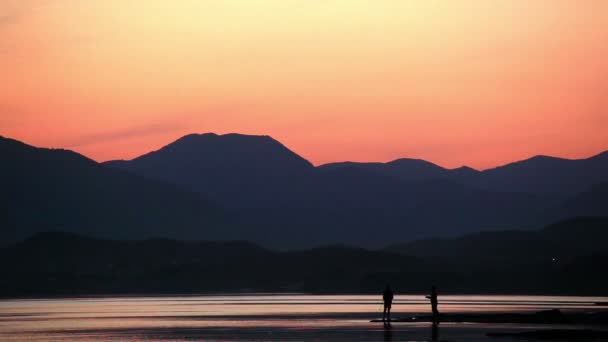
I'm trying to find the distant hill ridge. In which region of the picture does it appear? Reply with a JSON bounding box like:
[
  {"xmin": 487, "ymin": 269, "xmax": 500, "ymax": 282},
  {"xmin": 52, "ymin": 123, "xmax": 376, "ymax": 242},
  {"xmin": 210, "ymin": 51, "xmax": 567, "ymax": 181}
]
[
  {"xmin": 1, "ymin": 217, "xmax": 606, "ymax": 296},
  {"xmin": 319, "ymin": 151, "xmax": 608, "ymax": 195},
  {"xmin": 385, "ymin": 216, "xmax": 608, "ymax": 261}
]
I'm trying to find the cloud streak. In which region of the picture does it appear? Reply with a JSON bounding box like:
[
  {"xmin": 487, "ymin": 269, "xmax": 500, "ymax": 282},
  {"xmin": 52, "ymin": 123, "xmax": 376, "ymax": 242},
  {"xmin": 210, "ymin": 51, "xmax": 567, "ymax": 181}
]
[{"xmin": 63, "ymin": 121, "xmax": 186, "ymax": 148}]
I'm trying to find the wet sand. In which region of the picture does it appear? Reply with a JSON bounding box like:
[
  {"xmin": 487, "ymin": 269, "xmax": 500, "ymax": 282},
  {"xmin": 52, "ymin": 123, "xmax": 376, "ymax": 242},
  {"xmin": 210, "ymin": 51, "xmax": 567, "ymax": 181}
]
[{"xmin": 4, "ymin": 317, "xmax": 608, "ymax": 341}]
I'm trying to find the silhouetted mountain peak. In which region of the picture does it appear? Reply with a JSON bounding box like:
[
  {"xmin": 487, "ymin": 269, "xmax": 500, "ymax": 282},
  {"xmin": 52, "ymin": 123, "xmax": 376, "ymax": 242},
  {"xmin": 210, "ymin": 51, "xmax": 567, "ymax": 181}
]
[
  {"xmin": 495, "ymin": 154, "xmax": 568, "ymax": 170},
  {"xmin": 100, "ymin": 133, "xmax": 315, "ymax": 207},
  {"xmin": 316, "ymin": 161, "xmax": 383, "ymax": 171},
  {"xmin": 165, "ymin": 132, "xmax": 280, "ymax": 147},
  {"xmin": 529, "ymin": 154, "xmax": 568, "ymax": 163},
  {"xmin": 130, "ymin": 132, "xmax": 314, "ymax": 169},
  {"xmin": 166, "ymin": 132, "xmax": 278, "ymax": 148},
  {"xmin": 318, "ymin": 158, "xmax": 447, "ymax": 181},
  {"xmin": 379, "ymin": 157, "xmax": 448, "ymax": 180},
  {"xmin": 451, "ymin": 165, "xmax": 479, "ymax": 172},
  {"xmin": 449, "ymin": 166, "xmax": 480, "ymax": 179},
  {"xmin": 170, "ymin": 132, "xmax": 218, "ymax": 144},
  {"xmin": 386, "ymin": 157, "xmax": 443, "ymax": 169},
  {"xmin": 507, "ymin": 151, "xmax": 608, "ymax": 166}
]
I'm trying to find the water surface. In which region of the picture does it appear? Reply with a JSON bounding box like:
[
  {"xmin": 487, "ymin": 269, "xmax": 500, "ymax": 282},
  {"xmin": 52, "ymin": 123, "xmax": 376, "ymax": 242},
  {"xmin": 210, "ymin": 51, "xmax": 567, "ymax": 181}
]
[{"xmin": 1, "ymin": 294, "xmax": 606, "ymax": 341}]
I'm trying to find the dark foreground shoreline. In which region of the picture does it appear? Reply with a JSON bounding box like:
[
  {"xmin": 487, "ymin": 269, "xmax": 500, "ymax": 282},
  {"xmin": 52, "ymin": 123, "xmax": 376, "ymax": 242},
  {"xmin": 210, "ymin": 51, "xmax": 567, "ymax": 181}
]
[
  {"xmin": 3, "ymin": 218, "xmax": 608, "ymax": 297},
  {"xmin": 371, "ymin": 309, "xmax": 608, "ymax": 341},
  {"xmin": 487, "ymin": 329, "xmax": 608, "ymax": 340},
  {"xmin": 370, "ymin": 309, "xmax": 608, "ymax": 324}
]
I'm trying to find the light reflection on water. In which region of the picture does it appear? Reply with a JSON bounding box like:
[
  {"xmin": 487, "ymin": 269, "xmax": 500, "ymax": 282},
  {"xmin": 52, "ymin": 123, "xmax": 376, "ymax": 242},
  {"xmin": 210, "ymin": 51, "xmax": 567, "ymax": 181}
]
[{"xmin": 0, "ymin": 294, "xmax": 606, "ymax": 341}]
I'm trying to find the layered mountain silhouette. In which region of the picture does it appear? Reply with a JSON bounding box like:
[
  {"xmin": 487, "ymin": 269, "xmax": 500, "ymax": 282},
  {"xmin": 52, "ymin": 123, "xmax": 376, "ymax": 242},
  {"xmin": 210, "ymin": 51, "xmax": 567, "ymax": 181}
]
[
  {"xmin": 103, "ymin": 133, "xmax": 607, "ymax": 248},
  {"xmin": 2, "ymin": 133, "xmax": 607, "ymax": 248},
  {"xmin": 0, "ymin": 136, "xmax": 228, "ymax": 243},
  {"xmin": 106, "ymin": 134, "xmax": 608, "ymax": 201}
]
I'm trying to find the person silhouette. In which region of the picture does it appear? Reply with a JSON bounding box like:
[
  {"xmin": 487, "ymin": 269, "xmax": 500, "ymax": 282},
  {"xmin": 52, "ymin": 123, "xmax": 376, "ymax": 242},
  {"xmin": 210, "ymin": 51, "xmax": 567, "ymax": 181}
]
[
  {"xmin": 382, "ymin": 284, "xmax": 394, "ymax": 324},
  {"xmin": 425, "ymin": 286, "xmax": 439, "ymax": 322}
]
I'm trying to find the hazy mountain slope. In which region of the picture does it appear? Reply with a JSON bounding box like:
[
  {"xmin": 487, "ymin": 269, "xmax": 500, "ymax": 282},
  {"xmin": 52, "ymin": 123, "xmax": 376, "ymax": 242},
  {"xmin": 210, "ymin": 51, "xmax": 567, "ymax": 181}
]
[
  {"xmin": 0, "ymin": 136, "xmax": 227, "ymax": 242},
  {"xmin": 229, "ymin": 167, "xmax": 554, "ymax": 248},
  {"xmin": 384, "ymin": 217, "xmax": 608, "ymax": 262},
  {"xmin": 554, "ymin": 182, "xmax": 608, "ymax": 219}
]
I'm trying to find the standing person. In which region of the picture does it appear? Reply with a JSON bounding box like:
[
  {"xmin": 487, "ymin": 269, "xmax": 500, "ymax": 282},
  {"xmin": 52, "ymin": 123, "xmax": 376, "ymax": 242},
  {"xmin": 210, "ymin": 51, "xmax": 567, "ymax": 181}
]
[
  {"xmin": 425, "ymin": 286, "xmax": 439, "ymax": 322},
  {"xmin": 382, "ymin": 284, "xmax": 394, "ymax": 324}
]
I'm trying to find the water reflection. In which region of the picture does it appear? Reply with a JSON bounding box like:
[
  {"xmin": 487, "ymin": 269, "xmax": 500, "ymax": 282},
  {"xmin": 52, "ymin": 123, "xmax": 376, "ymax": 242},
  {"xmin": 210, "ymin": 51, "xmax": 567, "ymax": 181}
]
[
  {"xmin": 383, "ymin": 324, "xmax": 392, "ymax": 341},
  {"xmin": 0, "ymin": 294, "xmax": 606, "ymax": 341},
  {"xmin": 431, "ymin": 322, "xmax": 439, "ymax": 341}
]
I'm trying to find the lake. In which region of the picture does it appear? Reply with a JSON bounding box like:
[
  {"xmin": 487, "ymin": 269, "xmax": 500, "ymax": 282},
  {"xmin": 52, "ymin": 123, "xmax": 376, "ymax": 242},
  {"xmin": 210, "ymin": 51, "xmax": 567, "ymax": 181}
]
[{"xmin": 1, "ymin": 294, "xmax": 606, "ymax": 341}]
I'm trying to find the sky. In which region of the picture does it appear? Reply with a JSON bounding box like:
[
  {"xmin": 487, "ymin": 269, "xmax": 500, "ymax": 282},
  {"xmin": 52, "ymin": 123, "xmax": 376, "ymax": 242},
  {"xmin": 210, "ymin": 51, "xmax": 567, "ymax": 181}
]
[{"xmin": 1, "ymin": 0, "xmax": 607, "ymax": 169}]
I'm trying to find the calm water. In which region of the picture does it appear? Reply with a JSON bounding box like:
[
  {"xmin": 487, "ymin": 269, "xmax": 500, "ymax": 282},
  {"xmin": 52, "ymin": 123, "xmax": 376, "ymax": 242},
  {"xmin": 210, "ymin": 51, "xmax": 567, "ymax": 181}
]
[{"xmin": 0, "ymin": 294, "xmax": 606, "ymax": 341}]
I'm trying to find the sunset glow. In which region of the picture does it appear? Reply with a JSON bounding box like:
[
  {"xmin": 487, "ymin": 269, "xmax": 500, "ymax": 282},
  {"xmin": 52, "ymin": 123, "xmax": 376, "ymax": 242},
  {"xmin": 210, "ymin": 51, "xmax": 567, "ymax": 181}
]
[{"xmin": 1, "ymin": 0, "xmax": 607, "ymax": 169}]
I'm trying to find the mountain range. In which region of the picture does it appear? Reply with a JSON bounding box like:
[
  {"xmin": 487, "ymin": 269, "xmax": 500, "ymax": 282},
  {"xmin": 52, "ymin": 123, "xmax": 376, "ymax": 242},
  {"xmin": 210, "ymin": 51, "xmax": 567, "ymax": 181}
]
[
  {"xmin": 320, "ymin": 151, "xmax": 608, "ymax": 195},
  {"xmin": 1, "ymin": 133, "xmax": 607, "ymax": 248}
]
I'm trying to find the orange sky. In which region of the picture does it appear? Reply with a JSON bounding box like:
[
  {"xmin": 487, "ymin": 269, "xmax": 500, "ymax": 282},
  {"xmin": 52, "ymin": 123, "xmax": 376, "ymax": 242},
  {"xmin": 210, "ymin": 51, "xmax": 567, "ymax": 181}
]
[{"xmin": 1, "ymin": 0, "xmax": 607, "ymax": 169}]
